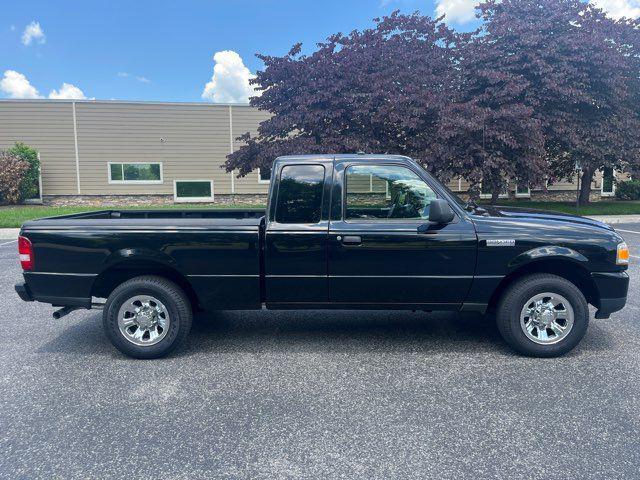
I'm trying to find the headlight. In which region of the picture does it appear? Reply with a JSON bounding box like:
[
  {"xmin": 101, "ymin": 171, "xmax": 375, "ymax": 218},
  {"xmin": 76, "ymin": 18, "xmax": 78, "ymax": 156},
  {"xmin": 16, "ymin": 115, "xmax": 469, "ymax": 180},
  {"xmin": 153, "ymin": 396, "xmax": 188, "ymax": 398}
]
[{"xmin": 617, "ymin": 242, "xmax": 629, "ymax": 265}]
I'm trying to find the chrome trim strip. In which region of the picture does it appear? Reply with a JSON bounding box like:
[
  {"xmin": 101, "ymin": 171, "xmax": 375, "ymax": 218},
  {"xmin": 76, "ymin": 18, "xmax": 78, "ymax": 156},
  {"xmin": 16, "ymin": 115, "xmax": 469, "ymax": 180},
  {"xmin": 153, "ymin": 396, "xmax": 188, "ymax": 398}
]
[
  {"xmin": 26, "ymin": 272, "xmax": 97, "ymax": 277},
  {"xmin": 25, "ymin": 273, "xmax": 503, "ymax": 280},
  {"xmin": 188, "ymin": 274, "xmax": 259, "ymax": 278},
  {"xmin": 266, "ymin": 274, "xmax": 504, "ymax": 279},
  {"xmin": 23, "ymin": 229, "xmax": 258, "ymax": 234},
  {"xmin": 266, "ymin": 275, "xmax": 326, "ymax": 278}
]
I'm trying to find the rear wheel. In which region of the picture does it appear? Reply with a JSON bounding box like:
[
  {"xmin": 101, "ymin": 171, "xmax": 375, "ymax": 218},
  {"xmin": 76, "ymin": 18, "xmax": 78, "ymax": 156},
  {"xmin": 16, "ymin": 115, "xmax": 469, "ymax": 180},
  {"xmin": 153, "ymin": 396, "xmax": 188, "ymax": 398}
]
[
  {"xmin": 103, "ymin": 275, "xmax": 192, "ymax": 359},
  {"xmin": 496, "ymin": 273, "xmax": 589, "ymax": 357}
]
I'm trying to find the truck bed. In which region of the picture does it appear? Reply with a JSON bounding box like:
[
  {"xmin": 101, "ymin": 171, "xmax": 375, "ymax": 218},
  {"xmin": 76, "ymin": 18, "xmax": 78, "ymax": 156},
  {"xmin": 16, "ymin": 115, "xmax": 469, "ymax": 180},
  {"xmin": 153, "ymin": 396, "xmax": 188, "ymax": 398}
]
[{"xmin": 19, "ymin": 209, "xmax": 266, "ymax": 311}]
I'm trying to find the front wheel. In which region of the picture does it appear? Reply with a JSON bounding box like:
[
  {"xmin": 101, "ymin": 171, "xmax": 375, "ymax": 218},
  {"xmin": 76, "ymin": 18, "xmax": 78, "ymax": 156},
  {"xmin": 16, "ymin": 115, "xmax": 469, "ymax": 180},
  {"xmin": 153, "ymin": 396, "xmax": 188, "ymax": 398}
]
[
  {"xmin": 496, "ymin": 273, "xmax": 589, "ymax": 357},
  {"xmin": 103, "ymin": 276, "xmax": 192, "ymax": 359}
]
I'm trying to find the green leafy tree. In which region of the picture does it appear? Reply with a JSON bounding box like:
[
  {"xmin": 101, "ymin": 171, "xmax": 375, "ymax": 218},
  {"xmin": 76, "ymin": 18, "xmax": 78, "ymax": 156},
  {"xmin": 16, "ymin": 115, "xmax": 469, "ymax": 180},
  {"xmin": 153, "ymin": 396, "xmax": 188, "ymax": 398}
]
[
  {"xmin": 7, "ymin": 142, "xmax": 40, "ymax": 200},
  {"xmin": 0, "ymin": 152, "xmax": 29, "ymax": 204}
]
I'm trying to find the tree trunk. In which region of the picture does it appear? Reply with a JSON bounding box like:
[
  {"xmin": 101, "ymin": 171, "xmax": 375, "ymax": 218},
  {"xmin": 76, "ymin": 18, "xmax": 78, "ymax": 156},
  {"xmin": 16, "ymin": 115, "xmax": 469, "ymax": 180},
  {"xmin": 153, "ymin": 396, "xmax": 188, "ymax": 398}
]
[
  {"xmin": 578, "ymin": 166, "xmax": 594, "ymax": 205},
  {"xmin": 490, "ymin": 188, "xmax": 500, "ymax": 204}
]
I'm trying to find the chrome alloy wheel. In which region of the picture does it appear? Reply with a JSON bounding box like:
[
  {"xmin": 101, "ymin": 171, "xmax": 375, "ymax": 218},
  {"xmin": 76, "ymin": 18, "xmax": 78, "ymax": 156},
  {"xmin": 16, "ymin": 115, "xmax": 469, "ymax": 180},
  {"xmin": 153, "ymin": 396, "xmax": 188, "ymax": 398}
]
[
  {"xmin": 117, "ymin": 295, "xmax": 170, "ymax": 346},
  {"xmin": 520, "ymin": 292, "xmax": 575, "ymax": 345}
]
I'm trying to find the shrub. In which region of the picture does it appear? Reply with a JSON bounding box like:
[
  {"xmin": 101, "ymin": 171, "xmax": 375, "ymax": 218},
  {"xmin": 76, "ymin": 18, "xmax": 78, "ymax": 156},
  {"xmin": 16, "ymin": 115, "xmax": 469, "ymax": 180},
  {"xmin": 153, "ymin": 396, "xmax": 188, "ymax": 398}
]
[
  {"xmin": 0, "ymin": 152, "xmax": 30, "ymax": 204},
  {"xmin": 7, "ymin": 142, "xmax": 40, "ymax": 200},
  {"xmin": 615, "ymin": 180, "xmax": 640, "ymax": 201}
]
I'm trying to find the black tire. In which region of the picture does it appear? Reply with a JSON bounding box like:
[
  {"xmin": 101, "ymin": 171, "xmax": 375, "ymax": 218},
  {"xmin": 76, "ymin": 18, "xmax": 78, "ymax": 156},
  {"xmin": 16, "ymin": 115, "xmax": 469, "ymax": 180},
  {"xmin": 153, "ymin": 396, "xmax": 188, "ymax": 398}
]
[
  {"xmin": 103, "ymin": 275, "xmax": 192, "ymax": 359},
  {"xmin": 496, "ymin": 273, "xmax": 589, "ymax": 357}
]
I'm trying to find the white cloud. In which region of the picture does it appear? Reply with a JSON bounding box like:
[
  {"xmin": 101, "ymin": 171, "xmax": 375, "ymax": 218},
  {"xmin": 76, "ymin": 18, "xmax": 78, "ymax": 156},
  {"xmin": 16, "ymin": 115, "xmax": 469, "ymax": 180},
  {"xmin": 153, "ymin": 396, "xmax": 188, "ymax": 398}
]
[
  {"xmin": 118, "ymin": 71, "xmax": 151, "ymax": 83},
  {"xmin": 435, "ymin": 0, "xmax": 478, "ymax": 24},
  {"xmin": 0, "ymin": 70, "xmax": 42, "ymax": 98},
  {"xmin": 590, "ymin": 0, "xmax": 640, "ymax": 19},
  {"xmin": 21, "ymin": 21, "xmax": 45, "ymax": 46},
  {"xmin": 48, "ymin": 83, "xmax": 88, "ymax": 99},
  {"xmin": 201, "ymin": 50, "xmax": 257, "ymax": 103}
]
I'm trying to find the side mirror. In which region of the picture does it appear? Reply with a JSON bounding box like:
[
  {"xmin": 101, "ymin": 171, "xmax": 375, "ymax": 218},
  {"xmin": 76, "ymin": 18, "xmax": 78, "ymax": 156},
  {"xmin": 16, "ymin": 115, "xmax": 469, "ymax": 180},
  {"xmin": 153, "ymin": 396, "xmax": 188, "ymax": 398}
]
[{"xmin": 428, "ymin": 199, "xmax": 455, "ymax": 224}]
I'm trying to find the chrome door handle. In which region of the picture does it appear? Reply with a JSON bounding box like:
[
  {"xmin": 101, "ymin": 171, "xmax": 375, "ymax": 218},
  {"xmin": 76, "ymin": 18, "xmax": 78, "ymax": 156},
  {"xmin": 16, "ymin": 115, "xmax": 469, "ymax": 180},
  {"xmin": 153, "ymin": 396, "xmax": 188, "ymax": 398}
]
[{"xmin": 342, "ymin": 235, "xmax": 362, "ymax": 245}]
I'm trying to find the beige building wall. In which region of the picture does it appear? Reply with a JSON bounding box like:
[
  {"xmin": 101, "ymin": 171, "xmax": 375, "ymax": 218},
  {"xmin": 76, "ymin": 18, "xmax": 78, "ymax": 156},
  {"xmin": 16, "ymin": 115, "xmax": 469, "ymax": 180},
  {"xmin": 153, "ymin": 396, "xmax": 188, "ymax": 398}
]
[
  {"xmin": 75, "ymin": 102, "xmax": 234, "ymax": 195},
  {"xmin": 0, "ymin": 99, "xmax": 623, "ymax": 202},
  {"xmin": 0, "ymin": 101, "xmax": 77, "ymax": 195}
]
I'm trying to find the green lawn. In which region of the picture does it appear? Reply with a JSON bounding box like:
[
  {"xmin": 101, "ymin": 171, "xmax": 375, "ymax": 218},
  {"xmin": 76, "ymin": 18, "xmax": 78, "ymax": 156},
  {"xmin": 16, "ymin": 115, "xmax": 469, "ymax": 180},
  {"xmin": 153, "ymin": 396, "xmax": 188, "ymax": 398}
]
[
  {"xmin": 2, "ymin": 200, "xmax": 640, "ymax": 228},
  {"xmin": 0, "ymin": 204, "xmax": 266, "ymax": 228},
  {"xmin": 479, "ymin": 200, "xmax": 640, "ymax": 216}
]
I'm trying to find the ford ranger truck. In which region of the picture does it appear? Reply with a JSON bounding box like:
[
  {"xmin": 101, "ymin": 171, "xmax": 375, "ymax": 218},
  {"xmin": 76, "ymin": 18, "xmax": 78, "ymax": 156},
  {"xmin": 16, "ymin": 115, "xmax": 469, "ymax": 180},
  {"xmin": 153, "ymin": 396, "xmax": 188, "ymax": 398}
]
[{"xmin": 14, "ymin": 154, "xmax": 629, "ymax": 358}]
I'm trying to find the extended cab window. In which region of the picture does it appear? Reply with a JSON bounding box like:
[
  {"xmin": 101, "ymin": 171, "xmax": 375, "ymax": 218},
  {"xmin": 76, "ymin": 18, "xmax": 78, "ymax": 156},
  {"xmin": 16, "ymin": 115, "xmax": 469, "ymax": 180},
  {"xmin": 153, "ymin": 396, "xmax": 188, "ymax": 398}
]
[
  {"xmin": 275, "ymin": 165, "xmax": 325, "ymax": 224},
  {"xmin": 345, "ymin": 165, "xmax": 437, "ymax": 220}
]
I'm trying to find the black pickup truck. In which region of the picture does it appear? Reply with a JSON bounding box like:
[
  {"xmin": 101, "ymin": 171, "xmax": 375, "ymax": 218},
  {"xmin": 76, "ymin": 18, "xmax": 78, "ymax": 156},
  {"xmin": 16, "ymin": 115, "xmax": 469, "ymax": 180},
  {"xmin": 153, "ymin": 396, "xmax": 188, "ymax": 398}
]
[{"xmin": 15, "ymin": 154, "xmax": 629, "ymax": 358}]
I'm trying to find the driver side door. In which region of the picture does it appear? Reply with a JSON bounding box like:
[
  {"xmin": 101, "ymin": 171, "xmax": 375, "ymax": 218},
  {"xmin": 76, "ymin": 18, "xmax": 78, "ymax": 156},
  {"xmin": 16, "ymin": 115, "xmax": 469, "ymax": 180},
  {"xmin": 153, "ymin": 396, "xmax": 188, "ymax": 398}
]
[{"xmin": 327, "ymin": 161, "xmax": 477, "ymax": 307}]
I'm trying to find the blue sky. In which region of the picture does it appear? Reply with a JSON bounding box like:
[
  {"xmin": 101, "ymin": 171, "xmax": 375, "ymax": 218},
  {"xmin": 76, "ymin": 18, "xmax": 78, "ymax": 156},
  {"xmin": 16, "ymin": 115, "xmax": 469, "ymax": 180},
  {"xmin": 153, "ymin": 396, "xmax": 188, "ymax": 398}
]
[{"xmin": 1, "ymin": 0, "xmax": 636, "ymax": 103}]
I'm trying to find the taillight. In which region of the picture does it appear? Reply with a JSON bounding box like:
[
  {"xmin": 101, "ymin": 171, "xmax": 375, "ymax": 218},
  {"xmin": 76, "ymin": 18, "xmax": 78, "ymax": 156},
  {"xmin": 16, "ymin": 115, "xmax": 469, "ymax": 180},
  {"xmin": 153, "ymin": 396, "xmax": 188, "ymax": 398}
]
[{"xmin": 18, "ymin": 236, "xmax": 34, "ymax": 270}]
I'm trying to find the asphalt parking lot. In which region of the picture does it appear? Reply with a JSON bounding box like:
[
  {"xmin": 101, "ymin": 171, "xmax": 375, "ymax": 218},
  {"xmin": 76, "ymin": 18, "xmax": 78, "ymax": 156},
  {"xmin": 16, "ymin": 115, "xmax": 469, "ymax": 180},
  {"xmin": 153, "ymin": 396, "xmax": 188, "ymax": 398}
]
[{"xmin": 0, "ymin": 226, "xmax": 639, "ymax": 480}]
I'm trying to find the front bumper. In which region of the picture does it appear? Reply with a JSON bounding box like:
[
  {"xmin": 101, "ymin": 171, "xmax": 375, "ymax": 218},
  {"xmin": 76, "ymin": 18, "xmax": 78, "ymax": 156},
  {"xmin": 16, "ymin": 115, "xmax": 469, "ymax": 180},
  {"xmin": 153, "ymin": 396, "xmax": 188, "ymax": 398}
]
[
  {"xmin": 15, "ymin": 282, "xmax": 34, "ymax": 302},
  {"xmin": 592, "ymin": 271, "xmax": 629, "ymax": 319}
]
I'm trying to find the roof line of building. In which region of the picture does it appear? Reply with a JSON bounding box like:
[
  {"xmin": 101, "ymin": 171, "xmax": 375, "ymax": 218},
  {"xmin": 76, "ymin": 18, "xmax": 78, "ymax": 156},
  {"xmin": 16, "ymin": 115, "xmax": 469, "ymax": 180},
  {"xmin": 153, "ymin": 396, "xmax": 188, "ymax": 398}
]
[{"xmin": 0, "ymin": 98, "xmax": 256, "ymax": 107}]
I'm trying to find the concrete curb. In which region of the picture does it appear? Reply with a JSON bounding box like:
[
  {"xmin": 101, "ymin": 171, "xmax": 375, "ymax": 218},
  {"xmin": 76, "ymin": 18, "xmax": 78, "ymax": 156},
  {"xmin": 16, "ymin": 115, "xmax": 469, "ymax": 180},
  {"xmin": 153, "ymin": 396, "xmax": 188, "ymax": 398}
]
[
  {"xmin": 0, "ymin": 228, "xmax": 20, "ymax": 241},
  {"xmin": 586, "ymin": 215, "xmax": 640, "ymax": 224}
]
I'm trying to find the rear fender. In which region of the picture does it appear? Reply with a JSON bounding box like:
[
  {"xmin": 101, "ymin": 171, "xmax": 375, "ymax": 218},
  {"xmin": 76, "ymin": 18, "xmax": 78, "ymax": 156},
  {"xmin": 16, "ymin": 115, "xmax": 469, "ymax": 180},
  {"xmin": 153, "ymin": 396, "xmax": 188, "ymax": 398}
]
[{"xmin": 102, "ymin": 247, "xmax": 179, "ymax": 271}]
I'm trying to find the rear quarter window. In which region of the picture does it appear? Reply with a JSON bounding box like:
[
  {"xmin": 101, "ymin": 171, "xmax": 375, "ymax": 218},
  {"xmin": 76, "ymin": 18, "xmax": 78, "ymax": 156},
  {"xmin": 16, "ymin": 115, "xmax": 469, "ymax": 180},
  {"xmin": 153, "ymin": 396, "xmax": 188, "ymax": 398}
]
[{"xmin": 275, "ymin": 165, "xmax": 325, "ymax": 224}]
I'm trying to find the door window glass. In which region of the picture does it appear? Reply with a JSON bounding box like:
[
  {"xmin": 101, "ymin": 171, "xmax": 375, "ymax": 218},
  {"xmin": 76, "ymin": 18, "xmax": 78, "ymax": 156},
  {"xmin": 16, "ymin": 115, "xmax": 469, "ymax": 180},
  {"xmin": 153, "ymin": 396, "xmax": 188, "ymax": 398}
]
[
  {"xmin": 275, "ymin": 165, "xmax": 325, "ymax": 224},
  {"xmin": 345, "ymin": 165, "xmax": 437, "ymax": 220}
]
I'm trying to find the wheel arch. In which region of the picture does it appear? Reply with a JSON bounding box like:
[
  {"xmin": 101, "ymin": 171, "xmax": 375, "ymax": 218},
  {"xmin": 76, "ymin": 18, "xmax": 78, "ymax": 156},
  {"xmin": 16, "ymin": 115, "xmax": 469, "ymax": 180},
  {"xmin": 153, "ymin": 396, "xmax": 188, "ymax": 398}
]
[
  {"xmin": 487, "ymin": 257, "xmax": 599, "ymax": 313},
  {"xmin": 91, "ymin": 259, "xmax": 200, "ymax": 310}
]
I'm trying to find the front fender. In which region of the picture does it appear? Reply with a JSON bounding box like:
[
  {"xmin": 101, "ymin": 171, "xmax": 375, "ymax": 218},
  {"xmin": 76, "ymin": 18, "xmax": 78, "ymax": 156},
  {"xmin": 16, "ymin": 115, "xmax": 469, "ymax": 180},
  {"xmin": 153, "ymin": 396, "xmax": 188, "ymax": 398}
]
[{"xmin": 508, "ymin": 245, "xmax": 588, "ymax": 270}]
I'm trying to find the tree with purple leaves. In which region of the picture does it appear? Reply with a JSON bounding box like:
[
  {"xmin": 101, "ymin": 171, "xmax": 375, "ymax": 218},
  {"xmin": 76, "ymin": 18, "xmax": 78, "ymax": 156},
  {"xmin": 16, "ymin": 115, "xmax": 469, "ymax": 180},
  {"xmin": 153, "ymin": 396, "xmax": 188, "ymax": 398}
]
[
  {"xmin": 476, "ymin": 0, "xmax": 640, "ymax": 204},
  {"xmin": 438, "ymin": 27, "xmax": 546, "ymax": 202},
  {"xmin": 226, "ymin": 2, "xmax": 640, "ymax": 204},
  {"xmin": 225, "ymin": 12, "xmax": 458, "ymax": 179}
]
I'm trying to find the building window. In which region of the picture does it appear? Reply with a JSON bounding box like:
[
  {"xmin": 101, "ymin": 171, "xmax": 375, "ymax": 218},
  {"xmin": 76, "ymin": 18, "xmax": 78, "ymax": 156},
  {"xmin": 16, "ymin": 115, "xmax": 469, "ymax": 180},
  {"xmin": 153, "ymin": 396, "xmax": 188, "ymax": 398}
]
[
  {"xmin": 258, "ymin": 166, "xmax": 271, "ymax": 184},
  {"xmin": 174, "ymin": 180, "xmax": 214, "ymax": 203},
  {"xmin": 601, "ymin": 167, "xmax": 615, "ymax": 196},
  {"xmin": 108, "ymin": 162, "xmax": 162, "ymax": 184},
  {"xmin": 515, "ymin": 183, "xmax": 531, "ymax": 198},
  {"xmin": 479, "ymin": 182, "xmax": 508, "ymax": 199}
]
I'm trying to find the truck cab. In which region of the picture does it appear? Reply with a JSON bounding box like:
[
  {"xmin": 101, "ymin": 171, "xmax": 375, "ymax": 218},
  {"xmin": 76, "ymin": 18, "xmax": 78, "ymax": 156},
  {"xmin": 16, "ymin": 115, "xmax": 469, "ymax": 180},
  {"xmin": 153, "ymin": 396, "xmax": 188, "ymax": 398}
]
[{"xmin": 264, "ymin": 154, "xmax": 477, "ymax": 310}]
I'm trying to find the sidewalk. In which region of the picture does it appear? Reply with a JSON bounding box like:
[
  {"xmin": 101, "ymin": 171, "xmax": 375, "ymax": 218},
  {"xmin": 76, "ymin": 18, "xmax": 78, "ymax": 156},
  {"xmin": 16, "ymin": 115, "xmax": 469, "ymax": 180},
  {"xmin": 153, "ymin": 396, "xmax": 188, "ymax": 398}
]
[{"xmin": 0, "ymin": 228, "xmax": 20, "ymax": 241}]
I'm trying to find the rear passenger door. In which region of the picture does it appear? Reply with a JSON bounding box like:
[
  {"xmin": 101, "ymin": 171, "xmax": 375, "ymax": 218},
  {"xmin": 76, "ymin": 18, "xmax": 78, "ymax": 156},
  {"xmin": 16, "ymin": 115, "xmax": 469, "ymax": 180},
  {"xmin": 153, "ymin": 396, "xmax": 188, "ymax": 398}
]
[{"xmin": 264, "ymin": 161, "xmax": 331, "ymax": 305}]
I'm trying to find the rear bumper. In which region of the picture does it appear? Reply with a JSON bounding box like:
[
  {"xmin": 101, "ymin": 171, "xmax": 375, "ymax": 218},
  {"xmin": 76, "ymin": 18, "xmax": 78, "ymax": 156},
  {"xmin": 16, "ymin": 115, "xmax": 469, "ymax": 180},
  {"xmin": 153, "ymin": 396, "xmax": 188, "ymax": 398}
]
[
  {"xmin": 15, "ymin": 282, "xmax": 33, "ymax": 302},
  {"xmin": 15, "ymin": 280, "xmax": 91, "ymax": 308},
  {"xmin": 592, "ymin": 271, "xmax": 629, "ymax": 319}
]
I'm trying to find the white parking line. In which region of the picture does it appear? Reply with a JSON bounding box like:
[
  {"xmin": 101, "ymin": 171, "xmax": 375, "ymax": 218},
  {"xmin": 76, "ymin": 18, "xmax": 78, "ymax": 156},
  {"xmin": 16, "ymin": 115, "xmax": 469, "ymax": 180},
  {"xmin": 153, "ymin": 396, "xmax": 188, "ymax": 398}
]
[
  {"xmin": 615, "ymin": 229, "xmax": 640, "ymax": 235},
  {"xmin": 0, "ymin": 239, "xmax": 17, "ymax": 247}
]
